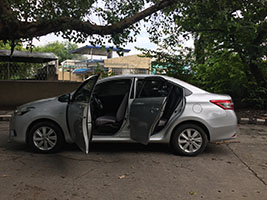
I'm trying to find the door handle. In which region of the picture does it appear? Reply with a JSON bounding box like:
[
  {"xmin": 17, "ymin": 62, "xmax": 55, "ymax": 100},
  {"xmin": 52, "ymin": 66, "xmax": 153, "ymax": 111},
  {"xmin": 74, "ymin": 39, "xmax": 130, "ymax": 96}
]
[
  {"xmin": 135, "ymin": 102, "xmax": 145, "ymax": 105},
  {"xmin": 150, "ymin": 107, "xmax": 160, "ymax": 113}
]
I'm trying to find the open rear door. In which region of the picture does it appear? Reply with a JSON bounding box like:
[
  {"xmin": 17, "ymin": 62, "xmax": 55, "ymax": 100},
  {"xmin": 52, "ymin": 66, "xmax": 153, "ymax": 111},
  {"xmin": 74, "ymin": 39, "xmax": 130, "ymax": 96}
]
[
  {"xmin": 130, "ymin": 77, "xmax": 171, "ymax": 145},
  {"xmin": 67, "ymin": 74, "xmax": 100, "ymax": 153}
]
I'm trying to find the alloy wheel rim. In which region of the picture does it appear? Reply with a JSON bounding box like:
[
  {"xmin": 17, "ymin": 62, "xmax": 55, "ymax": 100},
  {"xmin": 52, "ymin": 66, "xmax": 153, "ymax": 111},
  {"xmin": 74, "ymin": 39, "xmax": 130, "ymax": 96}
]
[
  {"xmin": 33, "ymin": 126, "xmax": 57, "ymax": 151},
  {"xmin": 178, "ymin": 128, "xmax": 203, "ymax": 153}
]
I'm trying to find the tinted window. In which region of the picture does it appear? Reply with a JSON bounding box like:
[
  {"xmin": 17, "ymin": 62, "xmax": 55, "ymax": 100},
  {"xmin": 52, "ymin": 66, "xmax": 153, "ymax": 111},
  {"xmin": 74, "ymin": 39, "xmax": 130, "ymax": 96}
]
[
  {"xmin": 139, "ymin": 79, "xmax": 172, "ymax": 98},
  {"xmin": 94, "ymin": 79, "xmax": 131, "ymax": 97},
  {"xmin": 72, "ymin": 75, "xmax": 98, "ymax": 102},
  {"xmin": 136, "ymin": 79, "xmax": 144, "ymax": 97}
]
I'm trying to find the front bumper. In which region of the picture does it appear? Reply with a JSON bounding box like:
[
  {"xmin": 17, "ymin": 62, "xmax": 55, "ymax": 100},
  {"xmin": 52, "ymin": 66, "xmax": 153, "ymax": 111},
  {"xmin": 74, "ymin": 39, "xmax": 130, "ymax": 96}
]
[{"xmin": 9, "ymin": 114, "xmax": 29, "ymax": 143}]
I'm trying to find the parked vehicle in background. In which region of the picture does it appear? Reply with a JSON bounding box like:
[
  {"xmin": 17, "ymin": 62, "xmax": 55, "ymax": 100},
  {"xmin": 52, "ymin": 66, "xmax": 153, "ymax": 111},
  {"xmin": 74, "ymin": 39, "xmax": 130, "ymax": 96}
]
[{"xmin": 9, "ymin": 74, "xmax": 237, "ymax": 156}]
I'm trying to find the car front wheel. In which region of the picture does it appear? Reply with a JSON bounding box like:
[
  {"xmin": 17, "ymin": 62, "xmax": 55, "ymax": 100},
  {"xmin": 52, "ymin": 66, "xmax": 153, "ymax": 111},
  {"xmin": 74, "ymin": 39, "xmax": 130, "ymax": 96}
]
[
  {"xmin": 28, "ymin": 121, "xmax": 64, "ymax": 153},
  {"xmin": 170, "ymin": 123, "xmax": 208, "ymax": 156}
]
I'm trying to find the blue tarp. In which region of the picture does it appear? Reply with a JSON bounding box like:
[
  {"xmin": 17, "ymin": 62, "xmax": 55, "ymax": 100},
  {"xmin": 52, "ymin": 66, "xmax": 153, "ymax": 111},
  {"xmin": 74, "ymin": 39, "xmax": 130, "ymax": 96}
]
[{"xmin": 72, "ymin": 68, "xmax": 90, "ymax": 74}]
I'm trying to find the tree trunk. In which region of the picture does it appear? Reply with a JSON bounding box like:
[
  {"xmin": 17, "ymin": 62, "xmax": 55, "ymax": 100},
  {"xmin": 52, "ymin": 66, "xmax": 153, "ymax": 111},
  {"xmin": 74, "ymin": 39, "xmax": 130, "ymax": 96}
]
[{"xmin": 194, "ymin": 35, "xmax": 205, "ymax": 65}]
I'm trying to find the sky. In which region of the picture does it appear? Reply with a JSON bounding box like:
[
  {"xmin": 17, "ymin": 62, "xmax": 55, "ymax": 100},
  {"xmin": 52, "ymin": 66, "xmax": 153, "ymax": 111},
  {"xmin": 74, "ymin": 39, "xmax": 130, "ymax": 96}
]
[
  {"xmin": 31, "ymin": 1, "xmax": 159, "ymax": 55},
  {"xmin": 33, "ymin": 33, "xmax": 157, "ymax": 55},
  {"xmin": 32, "ymin": 29, "xmax": 157, "ymax": 56},
  {"xmin": 31, "ymin": 1, "xmax": 195, "ymax": 57},
  {"xmin": 32, "ymin": 27, "xmax": 194, "ymax": 57},
  {"xmin": 24, "ymin": 0, "xmax": 196, "ymax": 58}
]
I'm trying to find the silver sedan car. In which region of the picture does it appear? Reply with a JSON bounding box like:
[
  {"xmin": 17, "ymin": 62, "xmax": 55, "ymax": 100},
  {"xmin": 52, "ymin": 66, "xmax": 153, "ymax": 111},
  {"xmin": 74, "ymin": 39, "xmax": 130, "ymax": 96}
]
[{"xmin": 9, "ymin": 74, "xmax": 237, "ymax": 156}]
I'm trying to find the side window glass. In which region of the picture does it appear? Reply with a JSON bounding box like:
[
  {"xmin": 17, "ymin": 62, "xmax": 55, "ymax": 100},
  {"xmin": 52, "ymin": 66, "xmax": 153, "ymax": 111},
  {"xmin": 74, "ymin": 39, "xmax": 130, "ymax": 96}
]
[
  {"xmin": 94, "ymin": 79, "xmax": 131, "ymax": 96},
  {"xmin": 136, "ymin": 79, "xmax": 144, "ymax": 97},
  {"xmin": 130, "ymin": 80, "xmax": 135, "ymax": 99},
  {"xmin": 139, "ymin": 79, "xmax": 172, "ymax": 98},
  {"xmin": 72, "ymin": 77, "xmax": 97, "ymax": 102}
]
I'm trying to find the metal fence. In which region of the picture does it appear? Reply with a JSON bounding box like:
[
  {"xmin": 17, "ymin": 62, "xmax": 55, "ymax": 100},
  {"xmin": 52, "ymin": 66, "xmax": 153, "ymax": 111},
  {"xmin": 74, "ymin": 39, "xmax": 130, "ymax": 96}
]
[
  {"xmin": 0, "ymin": 60, "xmax": 150, "ymax": 82},
  {"xmin": 0, "ymin": 62, "xmax": 58, "ymax": 81},
  {"xmin": 59, "ymin": 60, "xmax": 150, "ymax": 81}
]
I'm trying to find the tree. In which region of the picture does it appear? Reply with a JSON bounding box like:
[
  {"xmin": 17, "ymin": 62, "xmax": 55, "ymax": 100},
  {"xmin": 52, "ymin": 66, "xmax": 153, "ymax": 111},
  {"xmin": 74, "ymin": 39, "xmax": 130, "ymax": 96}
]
[
  {"xmin": 0, "ymin": 0, "xmax": 176, "ymax": 47},
  {"xmin": 34, "ymin": 41, "xmax": 85, "ymax": 63},
  {"xmin": 137, "ymin": 45, "xmax": 193, "ymax": 81},
  {"xmin": 149, "ymin": 0, "xmax": 267, "ymax": 86},
  {"xmin": 0, "ymin": 40, "xmax": 23, "ymax": 50}
]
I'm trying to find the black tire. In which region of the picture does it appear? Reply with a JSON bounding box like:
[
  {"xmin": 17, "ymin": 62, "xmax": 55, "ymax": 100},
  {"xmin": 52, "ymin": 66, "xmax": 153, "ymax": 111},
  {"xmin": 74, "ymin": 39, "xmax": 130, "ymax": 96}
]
[
  {"xmin": 28, "ymin": 121, "xmax": 65, "ymax": 153},
  {"xmin": 170, "ymin": 123, "xmax": 208, "ymax": 156}
]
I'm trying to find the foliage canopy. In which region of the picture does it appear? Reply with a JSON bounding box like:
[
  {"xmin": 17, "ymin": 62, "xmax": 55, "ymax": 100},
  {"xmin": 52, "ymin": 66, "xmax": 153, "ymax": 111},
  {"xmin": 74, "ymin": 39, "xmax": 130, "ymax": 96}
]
[
  {"xmin": 0, "ymin": 0, "xmax": 176, "ymax": 47},
  {"xmin": 34, "ymin": 41, "xmax": 85, "ymax": 63}
]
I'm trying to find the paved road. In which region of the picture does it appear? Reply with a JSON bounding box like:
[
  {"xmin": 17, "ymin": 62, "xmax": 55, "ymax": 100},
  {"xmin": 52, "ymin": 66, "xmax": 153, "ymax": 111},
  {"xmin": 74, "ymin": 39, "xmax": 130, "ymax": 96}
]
[{"xmin": 0, "ymin": 121, "xmax": 267, "ymax": 200}]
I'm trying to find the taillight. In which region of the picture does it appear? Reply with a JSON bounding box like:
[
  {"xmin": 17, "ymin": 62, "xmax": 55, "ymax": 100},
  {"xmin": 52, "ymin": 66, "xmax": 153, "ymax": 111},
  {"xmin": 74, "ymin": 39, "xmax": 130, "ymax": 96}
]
[{"xmin": 210, "ymin": 100, "xmax": 234, "ymax": 110}]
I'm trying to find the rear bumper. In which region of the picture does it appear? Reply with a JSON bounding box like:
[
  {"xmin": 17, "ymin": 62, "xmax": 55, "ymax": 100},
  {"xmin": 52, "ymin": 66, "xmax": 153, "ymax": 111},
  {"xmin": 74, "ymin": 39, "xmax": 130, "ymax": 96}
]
[{"xmin": 208, "ymin": 110, "xmax": 237, "ymax": 142}]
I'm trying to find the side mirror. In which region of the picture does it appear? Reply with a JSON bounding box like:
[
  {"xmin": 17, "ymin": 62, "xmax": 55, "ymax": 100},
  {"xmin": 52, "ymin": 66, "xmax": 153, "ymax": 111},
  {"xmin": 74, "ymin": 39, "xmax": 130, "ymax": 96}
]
[{"xmin": 58, "ymin": 93, "xmax": 71, "ymax": 102}]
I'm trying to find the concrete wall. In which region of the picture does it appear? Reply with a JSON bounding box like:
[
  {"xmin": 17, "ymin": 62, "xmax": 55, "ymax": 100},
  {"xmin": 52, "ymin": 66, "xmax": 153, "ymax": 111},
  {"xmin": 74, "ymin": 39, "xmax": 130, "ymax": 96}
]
[
  {"xmin": 104, "ymin": 54, "xmax": 151, "ymax": 69},
  {"xmin": 0, "ymin": 80, "xmax": 81, "ymax": 110},
  {"xmin": 58, "ymin": 70, "xmax": 84, "ymax": 82}
]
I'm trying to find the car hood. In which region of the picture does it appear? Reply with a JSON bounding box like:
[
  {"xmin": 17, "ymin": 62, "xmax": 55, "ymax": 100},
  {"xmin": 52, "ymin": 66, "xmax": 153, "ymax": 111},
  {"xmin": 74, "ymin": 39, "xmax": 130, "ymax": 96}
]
[{"xmin": 17, "ymin": 97, "xmax": 58, "ymax": 109}]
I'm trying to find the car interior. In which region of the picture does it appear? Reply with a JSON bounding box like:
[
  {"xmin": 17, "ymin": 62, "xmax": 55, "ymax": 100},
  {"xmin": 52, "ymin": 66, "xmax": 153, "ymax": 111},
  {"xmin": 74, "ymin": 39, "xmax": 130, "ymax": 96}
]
[
  {"xmin": 91, "ymin": 79, "xmax": 132, "ymax": 135},
  {"xmin": 136, "ymin": 79, "xmax": 184, "ymax": 133},
  {"xmin": 91, "ymin": 77, "xmax": 184, "ymax": 136},
  {"xmin": 155, "ymin": 85, "xmax": 183, "ymax": 132}
]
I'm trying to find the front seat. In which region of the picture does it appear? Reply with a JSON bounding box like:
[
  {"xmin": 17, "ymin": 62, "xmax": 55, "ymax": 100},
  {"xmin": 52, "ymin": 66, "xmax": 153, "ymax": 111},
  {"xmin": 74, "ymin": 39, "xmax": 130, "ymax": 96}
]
[{"xmin": 95, "ymin": 93, "xmax": 129, "ymax": 129}]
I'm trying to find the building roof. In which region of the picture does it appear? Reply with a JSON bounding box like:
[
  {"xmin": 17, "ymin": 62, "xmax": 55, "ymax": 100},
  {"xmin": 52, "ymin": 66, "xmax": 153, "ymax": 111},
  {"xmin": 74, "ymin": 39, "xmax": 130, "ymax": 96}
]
[
  {"xmin": 0, "ymin": 50, "xmax": 58, "ymax": 63},
  {"xmin": 70, "ymin": 45, "xmax": 131, "ymax": 56}
]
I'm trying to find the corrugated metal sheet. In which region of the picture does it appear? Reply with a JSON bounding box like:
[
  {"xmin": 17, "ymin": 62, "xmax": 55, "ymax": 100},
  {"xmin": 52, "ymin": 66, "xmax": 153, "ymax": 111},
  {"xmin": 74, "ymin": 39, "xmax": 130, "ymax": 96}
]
[{"xmin": 0, "ymin": 50, "xmax": 58, "ymax": 63}]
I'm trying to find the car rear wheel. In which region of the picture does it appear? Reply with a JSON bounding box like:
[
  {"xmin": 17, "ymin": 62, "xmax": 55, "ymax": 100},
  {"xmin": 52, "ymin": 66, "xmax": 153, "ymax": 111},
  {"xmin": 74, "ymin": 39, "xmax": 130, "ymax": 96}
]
[
  {"xmin": 28, "ymin": 121, "xmax": 64, "ymax": 153},
  {"xmin": 170, "ymin": 123, "xmax": 208, "ymax": 156}
]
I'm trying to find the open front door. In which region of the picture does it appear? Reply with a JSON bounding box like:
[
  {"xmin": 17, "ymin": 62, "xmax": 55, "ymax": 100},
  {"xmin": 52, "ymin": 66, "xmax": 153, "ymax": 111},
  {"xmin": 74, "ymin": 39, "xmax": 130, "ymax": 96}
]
[
  {"xmin": 130, "ymin": 77, "xmax": 171, "ymax": 145},
  {"xmin": 67, "ymin": 74, "xmax": 100, "ymax": 153}
]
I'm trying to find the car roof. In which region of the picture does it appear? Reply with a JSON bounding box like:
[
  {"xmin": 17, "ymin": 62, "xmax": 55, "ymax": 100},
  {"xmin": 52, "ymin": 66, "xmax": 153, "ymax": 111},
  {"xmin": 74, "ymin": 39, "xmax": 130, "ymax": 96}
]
[{"xmin": 98, "ymin": 74, "xmax": 207, "ymax": 94}]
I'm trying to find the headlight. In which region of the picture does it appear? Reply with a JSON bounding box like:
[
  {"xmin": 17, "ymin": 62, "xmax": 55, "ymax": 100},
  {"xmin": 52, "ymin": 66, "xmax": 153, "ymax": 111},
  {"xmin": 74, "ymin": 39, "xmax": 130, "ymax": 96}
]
[{"xmin": 14, "ymin": 107, "xmax": 35, "ymax": 116}]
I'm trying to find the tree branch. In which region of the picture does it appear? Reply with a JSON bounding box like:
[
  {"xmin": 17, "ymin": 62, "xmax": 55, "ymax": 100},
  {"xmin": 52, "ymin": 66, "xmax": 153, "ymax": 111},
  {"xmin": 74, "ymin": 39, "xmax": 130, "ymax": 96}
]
[
  {"xmin": 0, "ymin": 0, "xmax": 178, "ymax": 40},
  {"xmin": 189, "ymin": 28, "xmax": 225, "ymax": 33}
]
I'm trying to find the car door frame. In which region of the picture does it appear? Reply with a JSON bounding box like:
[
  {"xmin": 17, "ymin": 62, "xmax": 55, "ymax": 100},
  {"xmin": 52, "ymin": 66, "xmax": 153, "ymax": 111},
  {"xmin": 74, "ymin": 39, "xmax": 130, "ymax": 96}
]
[
  {"xmin": 67, "ymin": 74, "xmax": 100, "ymax": 153},
  {"xmin": 129, "ymin": 76, "xmax": 171, "ymax": 144}
]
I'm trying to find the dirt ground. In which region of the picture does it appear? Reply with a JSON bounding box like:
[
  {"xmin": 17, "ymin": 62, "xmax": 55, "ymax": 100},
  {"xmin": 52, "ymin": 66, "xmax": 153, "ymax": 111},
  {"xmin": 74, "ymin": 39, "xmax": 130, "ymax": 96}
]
[{"xmin": 0, "ymin": 121, "xmax": 267, "ymax": 200}]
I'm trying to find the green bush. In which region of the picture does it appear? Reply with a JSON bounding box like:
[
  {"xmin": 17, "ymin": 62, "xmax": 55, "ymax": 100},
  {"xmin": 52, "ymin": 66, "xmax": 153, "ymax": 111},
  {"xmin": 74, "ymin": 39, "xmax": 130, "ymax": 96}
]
[{"xmin": 191, "ymin": 51, "xmax": 267, "ymax": 108}]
